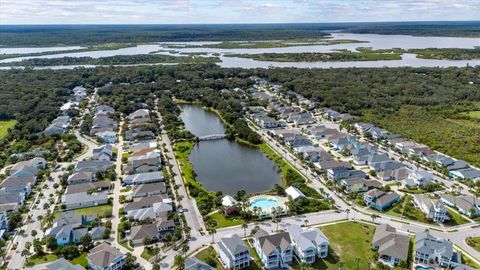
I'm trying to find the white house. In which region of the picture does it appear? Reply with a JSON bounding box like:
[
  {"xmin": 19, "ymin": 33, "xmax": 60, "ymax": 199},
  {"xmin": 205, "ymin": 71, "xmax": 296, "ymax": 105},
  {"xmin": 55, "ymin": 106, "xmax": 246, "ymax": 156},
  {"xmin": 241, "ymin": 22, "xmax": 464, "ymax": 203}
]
[
  {"xmin": 221, "ymin": 195, "xmax": 238, "ymax": 207},
  {"xmin": 96, "ymin": 131, "xmax": 117, "ymax": 144},
  {"xmin": 287, "ymin": 224, "xmax": 329, "ymax": 264},
  {"xmin": 413, "ymin": 194, "xmax": 447, "ymax": 223},
  {"xmin": 217, "ymin": 234, "xmax": 250, "ymax": 269},
  {"xmin": 253, "ymin": 229, "xmax": 293, "ymax": 269}
]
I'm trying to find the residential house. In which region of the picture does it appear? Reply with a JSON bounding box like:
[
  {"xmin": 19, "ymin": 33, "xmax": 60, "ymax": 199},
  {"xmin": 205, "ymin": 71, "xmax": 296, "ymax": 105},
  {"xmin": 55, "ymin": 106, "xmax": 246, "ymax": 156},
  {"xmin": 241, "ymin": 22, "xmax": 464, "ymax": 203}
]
[
  {"xmin": 414, "ymin": 232, "xmax": 461, "ymax": 268},
  {"xmin": 87, "ymin": 242, "xmax": 125, "ymax": 270},
  {"xmin": 128, "ymin": 219, "xmax": 175, "ymax": 246},
  {"xmin": 378, "ymin": 166, "xmax": 409, "ymax": 182},
  {"xmin": 450, "ymin": 167, "xmax": 480, "ymax": 181},
  {"xmin": 128, "ymin": 109, "xmax": 150, "ymax": 121},
  {"xmin": 62, "ymin": 192, "xmax": 108, "ymax": 210},
  {"xmin": 126, "ymin": 151, "xmax": 161, "ymax": 174},
  {"xmin": 68, "ymin": 171, "xmax": 94, "ymax": 185},
  {"xmin": 45, "ymin": 212, "xmax": 95, "ymax": 246},
  {"xmin": 95, "ymin": 105, "xmax": 115, "ymax": 116},
  {"xmin": 126, "ymin": 202, "xmax": 172, "ymax": 221},
  {"xmin": 441, "ymin": 194, "xmax": 480, "ymax": 217},
  {"xmin": 287, "ymin": 224, "xmax": 328, "ymax": 264},
  {"xmin": 44, "ymin": 116, "xmax": 71, "ymax": 135},
  {"xmin": 131, "ymin": 182, "xmax": 166, "ymax": 198},
  {"xmin": 0, "ymin": 175, "xmax": 35, "ymax": 196},
  {"xmin": 354, "ymin": 122, "xmax": 375, "ymax": 134},
  {"xmin": 75, "ymin": 160, "xmax": 113, "ymax": 174},
  {"xmin": 217, "ymin": 234, "xmax": 250, "ymax": 269},
  {"xmin": 96, "ymin": 131, "xmax": 117, "ymax": 144},
  {"xmin": 340, "ymin": 178, "xmax": 367, "ymax": 194},
  {"xmin": 364, "ymin": 189, "xmax": 400, "ymax": 211},
  {"xmin": 185, "ymin": 258, "xmax": 216, "ymax": 270},
  {"xmin": 47, "ymin": 258, "xmax": 86, "ymax": 270},
  {"xmin": 413, "ymin": 195, "xmax": 447, "ymax": 223},
  {"xmin": 403, "ymin": 170, "xmax": 433, "ymax": 187},
  {"xmin": 90, "ymin": 226, "xmax": 106, "ymax": 240},
  {"xmin": 372, "ymin": 224, "xmax": 410, "ymax": 266},
  {"xmin": 395, "ymin": 141, "xmax": 417, "ymax": 154},
  {"xmin": 123, "ymin": 195, "xmax": 169, "ymax": 212},
  {"xmin": 314, "ymin": 160, "xmax": 351, "ymax": 172},
  {"xmin": 65, "ymin": 181, "xmax": 111, "ymax": 195},
  {"xmin": 92, "ymin": 145, "xmax": 113, "ymax": 161},
  {"xmin": 253, "ymin": 229, "xmax": 293, "ymax": 269},
  {"xmin": 123, "ymin": 171, "xmax": 164, "ymax": 186},
  {"xmin": 327, "ymin": 167, "xmax": 366, "ymax": 181},
  {"xmin": 124, "ymin": 129, "xmax": 155, "ymax": 141}
]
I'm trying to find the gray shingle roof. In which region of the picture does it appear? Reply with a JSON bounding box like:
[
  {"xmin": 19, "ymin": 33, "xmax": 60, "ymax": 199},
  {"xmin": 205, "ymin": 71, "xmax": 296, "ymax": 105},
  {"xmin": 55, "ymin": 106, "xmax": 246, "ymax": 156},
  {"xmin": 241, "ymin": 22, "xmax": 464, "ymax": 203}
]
[{"xmin": 219, "ymin": 234, "xmax": 248, "ymax": 255}]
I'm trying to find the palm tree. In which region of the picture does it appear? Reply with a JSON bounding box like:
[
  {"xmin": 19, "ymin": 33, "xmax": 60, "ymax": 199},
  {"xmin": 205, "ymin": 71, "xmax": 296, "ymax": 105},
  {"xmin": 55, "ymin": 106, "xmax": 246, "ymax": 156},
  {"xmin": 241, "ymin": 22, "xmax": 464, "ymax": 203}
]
[
  {"xmin": 241, "ymin": 222, "xmax": 248, "ymax": 238},
  {"xmin": 304, "ymin": 219, "xmax": 309, "ymax": 227},
  {"xmin": 174, "ymin": 254, "xmax": 185, "ymax": 270}
]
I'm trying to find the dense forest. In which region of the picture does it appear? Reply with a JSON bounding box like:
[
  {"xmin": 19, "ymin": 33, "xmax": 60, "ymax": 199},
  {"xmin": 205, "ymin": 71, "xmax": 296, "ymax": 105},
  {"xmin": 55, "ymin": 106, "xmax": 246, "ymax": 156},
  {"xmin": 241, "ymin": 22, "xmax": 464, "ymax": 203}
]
[
  {"xmin": 1, "ymin": 54, "xmax": 220, "ymax": 67},
  {"xmin": 2, "ymin": 22, "xmax": 479, "ymax": 46},
  {"xmin": 1, "ymin": 64, "xmax": 479, "ymax": 167}
]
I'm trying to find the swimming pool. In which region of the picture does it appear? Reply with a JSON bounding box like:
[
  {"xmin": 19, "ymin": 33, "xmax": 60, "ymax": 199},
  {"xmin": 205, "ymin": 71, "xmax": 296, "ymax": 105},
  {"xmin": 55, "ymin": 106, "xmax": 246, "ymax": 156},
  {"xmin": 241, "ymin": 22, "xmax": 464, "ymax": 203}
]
[
  {"xmin": 415, "ymin": 266, "xmax": 434, "ymax": 270},
  {"xmin": 248, "ymin": 195, "xmax": 288, "ymax": 217},
  {"xmin": 250, "ymin": 198, "xmax": 280, "ymax": 209}
]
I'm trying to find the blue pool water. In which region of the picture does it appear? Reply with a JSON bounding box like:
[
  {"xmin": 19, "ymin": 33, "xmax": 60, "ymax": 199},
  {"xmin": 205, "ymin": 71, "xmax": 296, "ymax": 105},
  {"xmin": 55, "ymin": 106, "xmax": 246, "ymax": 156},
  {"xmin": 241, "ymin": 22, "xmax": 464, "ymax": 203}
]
[
  {"xmin": 415, "ymin": 267, "xmax": 433, "ymax": 270},
  {"xmin": 250, "ymin": 198, "xmax": 280, "ymax": 210}
]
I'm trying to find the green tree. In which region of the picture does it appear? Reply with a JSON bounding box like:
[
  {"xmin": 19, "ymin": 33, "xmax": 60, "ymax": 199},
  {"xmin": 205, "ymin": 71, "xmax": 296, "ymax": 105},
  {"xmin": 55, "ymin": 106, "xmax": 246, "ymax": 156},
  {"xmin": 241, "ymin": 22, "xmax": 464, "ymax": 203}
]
[
  {"xmin": 80, "ymin": 234, "xmax": 93, "ymax": 250},
  {"xmin": 174, "ymin": 254, "xmax": 185, "ymax": 270}
]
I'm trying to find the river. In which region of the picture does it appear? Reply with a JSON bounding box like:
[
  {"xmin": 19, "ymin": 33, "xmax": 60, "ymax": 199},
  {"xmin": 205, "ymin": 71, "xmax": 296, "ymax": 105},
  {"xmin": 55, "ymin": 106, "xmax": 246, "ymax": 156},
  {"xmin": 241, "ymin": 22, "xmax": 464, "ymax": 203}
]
[
  {"xmin": 179, "ymin": 104, "xmax": 281, "ymax": 195},
  {"xmin": 2, "ymin": 33, "xmax": 480, "ymax": 68}
]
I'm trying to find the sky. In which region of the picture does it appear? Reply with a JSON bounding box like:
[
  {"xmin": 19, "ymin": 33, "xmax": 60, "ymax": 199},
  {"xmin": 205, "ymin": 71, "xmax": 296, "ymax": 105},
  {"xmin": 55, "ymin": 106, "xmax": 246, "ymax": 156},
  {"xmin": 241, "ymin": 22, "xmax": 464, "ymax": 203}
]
[{"xmin": 1, "ymin": 0, "xmax": 480, "ymax": 24}]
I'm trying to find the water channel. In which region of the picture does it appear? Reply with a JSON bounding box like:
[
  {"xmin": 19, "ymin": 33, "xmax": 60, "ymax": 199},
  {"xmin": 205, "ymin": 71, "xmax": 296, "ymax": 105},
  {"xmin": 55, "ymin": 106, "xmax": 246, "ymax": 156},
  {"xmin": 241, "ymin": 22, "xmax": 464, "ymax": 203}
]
[{"xmin": 179, "ymin": 104, "xmax": 281, "ymax": 195}]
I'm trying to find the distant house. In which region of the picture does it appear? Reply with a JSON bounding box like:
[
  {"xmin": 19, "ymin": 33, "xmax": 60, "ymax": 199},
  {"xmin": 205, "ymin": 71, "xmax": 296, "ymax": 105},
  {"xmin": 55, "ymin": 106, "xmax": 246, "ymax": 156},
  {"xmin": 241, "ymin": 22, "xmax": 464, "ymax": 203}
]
[
  {"xmin": 123, "ymin": 171, "xmax": 164, "ymax": 186},
  {"xmin": 125, "ymin": 129, "xmax": 155, "ymax": 141},
  {"xmin": 90, "ymin": 226, "xmax": 106, "ymax": 240},
  {"xmin": 0, "ymin": 175, "xmax": 35, "ymax": 196},
  {"xmin": 185, "ymin": 257, "xmax": 216, "ymax": 270},
  {"xmin": 287, "ymin": 224, "xmax": 329, "ymax": 264},
  {"xmin": 327, "ymin": 167, "xmax": 366, "ymax": 181},
  {"xmin": 354, "ymin": 122, "xmax": 375, "ymax": 134},
  {"xmin": 125, "ymin": 150, "xmax": 161, "ymax": 174},
  {"xmin": 440, "ymin": 194, "xmax": 480, "ymax": 217},
  {"xmin": 65, "ymin": 181, "xmax": 111, "ymax": 195},
  {"xmin": 413, "ymin": 194, "xmax": 447, "ymax": 223},
  {"xmin": 378, "ymin": 167, "xmax": 409, "ymax": 182},
  {"xmin": 285, "ymin": 186, "xmax": 305, "ymax": 200},
  {"xmin": 372, "ymin": 224, "xmax": 410, "ymax": 266},
  {"xmin": 44, "ymin": 116, "xmax": 71, "ymax": 135},
  {"xmin": 403, "ymin": 170, "xmax": 433, "ymax": 187},
  {"xmin": 75, "ymin": 160, "xmax": 113, "ymax": 174},
  {"xmin": 126, "ymin": 202, "xmax": 172, "ymax": 221},
  {"xmin": 340, "ymin": 178, "xmax": 367, "ymax": 194},
  {"xmin": 414, "ymin": 232, "xmax": 461, "ymax": 268},
  {"xmin": 128, "ymin": 109, "xmax": 150, "ymax": 121},
  {"xmin": 96, "ymin": 131, "xmax": 117, "ymax": 144},
  {"xmin": 47, "ymin": 258, "xmax": 86, "ymax": 270},
  {"xmin": 217, "ymin": 234, "xmax": 250, "ymax": 269},
  {"xmin": 450, "ymin": 167, "xmax": 480, "ymax": 181},
  {"xmin": 62, "ymin": 192, "xmax": 108, "ymax": 210},
  {"xmin": 253, "ymin": 229, "xmax": 293, "ymax": 269},
  {"xmin": 314, "ymin": 160, "xmax": 351, "ymax": 172},
  {"xmin": 131, "ymin": 182, "xmax": 166, "ymax": 198},
  {"xmin": 364, "ymin": 189, "xmax": 400, "ymax": 211},
  {"xmin": 129, "ymin": 219, "xmax": 175, "ymax": 246},
  {"xmin": 87, "ymin": 242, "xmax": 125, "ymax": 270},
  {"xmin": 123, "ymin": 195, "xmax": 169, "ymax": 212},
  {"xmin": 221, "ymin": 195, "xmax": 238, "ymax": 207},
  {"xmin": 68, "ymin": 171, "xmax": 94, "ymax": 185},
  {"xmin": 92, "ymin": 144, "xmax": 113, "ymax": 161}
]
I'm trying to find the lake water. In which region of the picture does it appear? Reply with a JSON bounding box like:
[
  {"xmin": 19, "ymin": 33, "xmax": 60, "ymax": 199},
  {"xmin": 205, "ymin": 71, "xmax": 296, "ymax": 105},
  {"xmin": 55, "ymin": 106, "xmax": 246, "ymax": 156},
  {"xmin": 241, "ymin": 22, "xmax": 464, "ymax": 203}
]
[
  {"xmin": 179, "ymin": 104, "xmax": 281, "ymax": 195},
  {"xmin": 2, "ymin": 32, "xmax": 480, "ymax": 68}
]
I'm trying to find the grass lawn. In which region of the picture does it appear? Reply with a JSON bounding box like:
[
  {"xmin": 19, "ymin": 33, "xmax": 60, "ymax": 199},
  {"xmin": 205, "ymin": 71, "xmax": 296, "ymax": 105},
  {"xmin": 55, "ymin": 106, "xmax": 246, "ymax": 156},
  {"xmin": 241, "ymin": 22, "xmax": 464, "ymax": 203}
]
[
  {"xmin": 0, "ymin": 120, "xmax": 16, "ymax": 139},
  {"xmin": 195, "ymin": 247, "xmax": 223, "ymax": 270},
  {"xmin": 461, "ymin": 111, "xmax": 480, "ymax": 120},
  {"xmin": 26, "ymin": 253, "xmax": 59, "ymax": 265},
  {"xmin": 209, "ymin": 212, "xmax": 245, "ymax": 229},
  {"xmin": 74, "ymin": 204, "xmax": 113, "ymax": 217},
  {"xmin": 445, "ymin": 209, "xmax": 470, "ymax": 226},
  {"xmin": 70, "ymin": 252, "xmax": 88, "ymax": 267},
  {"xmin": 141, "ymin": 248, "xmax": 157, "ymax": 261},
  {"xmin": 466, "ymin": 236, "xmax": 480, "ymax": 252},
  {"xmin": 308, "ymin": 221, "xmax": 376, "ymax": 270},
  {"xmin": 174, "ymin": 141, "xmax": 205, "ymax": 191},
  {"xmin": 385, "ymin": 195, "xmax": 431, "ymax": 223}
]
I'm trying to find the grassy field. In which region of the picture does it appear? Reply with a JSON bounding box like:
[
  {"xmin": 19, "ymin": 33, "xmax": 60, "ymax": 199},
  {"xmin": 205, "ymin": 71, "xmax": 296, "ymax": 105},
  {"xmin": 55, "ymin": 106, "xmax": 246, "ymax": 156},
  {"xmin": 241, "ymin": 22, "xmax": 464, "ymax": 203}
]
[
  {"xmin": 141, "ymin": 248, "xmax": 156, "ymax": 261},
  {"xmin": 195, "ymin": 247, "xmax": 223, "ymax": 270},
  {"xmin": 462, "ymin": 111, "xmax": 480, "ymax": 120},
  {"xmin": 385, "ymin": 195, "xmax": 431, "ymax": 223},
  {"xmin": 208, "ymin": 212, "xmax": 245, "ymax": 229},
  {"xmin": 26, "ymin": 253, "xmax": 59, "ymax": 265},
  {"xmin": 445, "ymin": 209, "xmax": 471, "ymax": 226},
  {"xmin": 70, "ymin": 252, "xmax": 88, "ymax": 267},
  {"xmin": 0, "ymin": 120, "xmax": 16, "ymax": 139},
  {"xmin": 297, "ymin": 221, "xmax": 376, "ymax": 270},
  {"xmin": 466, "ymin": 236, "xmax": 480, "ymax": 252},
  {"xmin": 74, "ymin": 204, "xmax": 113, "ymax": 217}
]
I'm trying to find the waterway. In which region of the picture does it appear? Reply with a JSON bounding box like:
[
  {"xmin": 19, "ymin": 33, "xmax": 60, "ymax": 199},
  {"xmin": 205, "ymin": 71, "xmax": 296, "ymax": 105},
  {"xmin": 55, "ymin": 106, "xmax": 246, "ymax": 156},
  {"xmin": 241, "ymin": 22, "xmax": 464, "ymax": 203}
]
[
  {"xmin": 179, "ymin": 104, "xmax": 281, "ymax": 195},
  {"xmin": 2, "ymin": 33, "xmax": 480, "ymax": 68}
]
